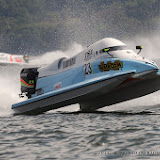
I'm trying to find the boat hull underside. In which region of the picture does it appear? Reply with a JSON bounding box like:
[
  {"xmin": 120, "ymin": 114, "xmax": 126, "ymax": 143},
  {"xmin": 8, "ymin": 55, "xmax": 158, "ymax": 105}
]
[{"xmin": 80, "ymin": 76, "xmax": 160, "ymax": 112}]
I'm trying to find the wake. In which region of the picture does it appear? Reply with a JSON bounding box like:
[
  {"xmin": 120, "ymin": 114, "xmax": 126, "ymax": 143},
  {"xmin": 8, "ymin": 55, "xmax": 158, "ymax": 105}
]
[{"xmin": 0, "ymin": 43, "xmax": 83, "ymax": 116}]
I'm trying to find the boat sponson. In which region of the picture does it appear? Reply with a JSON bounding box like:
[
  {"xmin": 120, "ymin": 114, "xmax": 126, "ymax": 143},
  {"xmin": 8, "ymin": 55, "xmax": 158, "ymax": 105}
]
[
  {"xmin": 12, "ymin": 71, "xmax": 135, "ymax": 115},
  {"xmin": 80, "ymin": 74, "xmax": 160, "ymax": 112}
]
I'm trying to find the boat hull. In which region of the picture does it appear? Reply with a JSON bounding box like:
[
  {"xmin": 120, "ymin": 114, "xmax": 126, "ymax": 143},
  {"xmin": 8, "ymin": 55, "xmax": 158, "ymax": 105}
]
[
  {"xmin": 12, "ymin": 72, "xmax": 134, "ymax": 115},
  {"xmin": 80, "ymin": 75, "xmax": 160, "ymax": 112},
  {"xmin": 11, "ymin": 37, "xmax": 160, "ymax": 115}
]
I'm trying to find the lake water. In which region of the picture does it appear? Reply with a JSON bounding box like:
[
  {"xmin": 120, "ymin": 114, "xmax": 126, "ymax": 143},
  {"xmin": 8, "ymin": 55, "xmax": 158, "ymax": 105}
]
[{"xmin": 1, "ymin": 102, "xmax": 160, "ymax": 160}]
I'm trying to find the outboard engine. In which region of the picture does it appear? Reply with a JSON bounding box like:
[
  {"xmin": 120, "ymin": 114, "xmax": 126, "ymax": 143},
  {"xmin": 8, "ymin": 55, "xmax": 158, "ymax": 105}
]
[{"xmin": 20, "ymin": 68, "xmax": 39, "ymax": 98}]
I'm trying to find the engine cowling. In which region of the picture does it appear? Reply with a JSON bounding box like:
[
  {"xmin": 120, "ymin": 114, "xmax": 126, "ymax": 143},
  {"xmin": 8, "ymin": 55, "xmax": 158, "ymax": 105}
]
[{"xmin": 20, "ymin": 68, "xmax": 39, "ymax": 98}]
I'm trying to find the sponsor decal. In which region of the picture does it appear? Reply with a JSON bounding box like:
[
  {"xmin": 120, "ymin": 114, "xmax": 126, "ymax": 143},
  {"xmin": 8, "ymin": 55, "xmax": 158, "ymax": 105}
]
[
  {"xmin": 84, "ymin": 63, "xmax": 93, "ymax": 75},
  {"xmin": 15, "ymin": 57, "xmax": 22, "ymax": 62},
  {"xmin": 63, "ymin": 57, "xmax": 76, "ymax": 68},
  {"xmin": 21, "ymin": 78, "xmax": 34, "ymax": 88},
  {"xmin": 98, "ymin": 60, "xmax": 123, "ymax": 71},
  {"xmin": 28, "ymin": 80, "xmax": 35, "ymax": 84},
  {"xmin": 84, "ymin": 49, "xmax": 93, "ymax": 61},
  {"xmin": 54, "ymin": 82, "xmax": 62, "ymax": 90}
]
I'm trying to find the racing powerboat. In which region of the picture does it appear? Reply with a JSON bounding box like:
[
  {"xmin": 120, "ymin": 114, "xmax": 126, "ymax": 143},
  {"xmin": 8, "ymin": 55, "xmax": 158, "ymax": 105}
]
[
  {"xmin": 12, "ymin": 38, "xmax": 160, "ymax": 115},
  {"xmin": 0, "ymin": 52, "xmax": 29, "ymax": 66}
]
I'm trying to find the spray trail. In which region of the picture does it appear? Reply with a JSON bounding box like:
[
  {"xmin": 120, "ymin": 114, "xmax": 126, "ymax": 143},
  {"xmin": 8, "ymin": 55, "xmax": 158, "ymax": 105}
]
[
  {"xmin": 0, "ymin": 67, "xmax": 22, "ymax": 116},
  {"xmin": 0, "ymin": 43, "xmax": 83, "ymax": 116},
  {"xmin": 124, "ymin": 34, "xmax": 160, "ymax": 60},
  {"xmin": 29, "ymin": 42, "xmax": 84, "ymax": 66}
]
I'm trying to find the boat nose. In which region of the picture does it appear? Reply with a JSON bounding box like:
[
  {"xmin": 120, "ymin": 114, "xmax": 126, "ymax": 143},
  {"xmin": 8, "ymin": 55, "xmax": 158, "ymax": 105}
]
[
  {"xmin": 144, "ymin": 58, "xmax": 159, "ymax": 68},
  {"xmin": 131, "ymin": 60, "xmax": 159, "ymax": 79},
  {"xmin": 144, "ymin": 61, "xmax": 159, "ymax": 71},
  {"xmin": 134, "ymin": 59, "xmax": 159, "ymax": 72}
]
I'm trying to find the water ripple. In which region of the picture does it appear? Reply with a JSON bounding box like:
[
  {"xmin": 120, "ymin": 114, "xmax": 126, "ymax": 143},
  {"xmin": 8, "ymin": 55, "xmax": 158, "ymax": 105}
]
[{"xmin": 0, "ymin": 108, "xmax": 160, "ymax": 159}]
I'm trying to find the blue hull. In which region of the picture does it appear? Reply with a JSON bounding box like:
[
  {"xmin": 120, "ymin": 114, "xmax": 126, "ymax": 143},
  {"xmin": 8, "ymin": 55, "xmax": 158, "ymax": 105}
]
[{"xmin": 12, "ymin": 70, "xmax": 135, "ymax": 115}]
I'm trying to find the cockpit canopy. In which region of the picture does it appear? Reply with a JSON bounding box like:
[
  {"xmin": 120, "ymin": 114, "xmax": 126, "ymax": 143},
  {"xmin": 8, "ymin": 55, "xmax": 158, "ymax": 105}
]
[
  {"xmin": 38, "ymin": 38, "xmax": 156, "ymax": 78},
  {"xmin": 89, "ymin": 38, "xmax": 127, "ymax": 51}
]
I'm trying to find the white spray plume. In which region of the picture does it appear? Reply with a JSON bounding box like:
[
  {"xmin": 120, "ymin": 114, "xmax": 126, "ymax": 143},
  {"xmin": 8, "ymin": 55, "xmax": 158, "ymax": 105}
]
[
  {"xmin": 29, "ymin": 42, "xmax": 84, "ymax": 66},
  {"xmin": 124, "ymin": 34, "xmax": 160, "ymax": 60},
  {"xmin": 0, "ymin": 67, "xmax": 24, "ymax": 116},
  {"xmin": 0, "ymin": 43, "xmax": 84, "ymax": 116}
]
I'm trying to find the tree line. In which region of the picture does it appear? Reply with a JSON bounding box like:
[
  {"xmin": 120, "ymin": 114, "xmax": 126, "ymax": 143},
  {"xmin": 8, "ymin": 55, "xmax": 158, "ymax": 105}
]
[{"xmin": 0, "ymin": 0, "xmax": 159, "ymax": 55}]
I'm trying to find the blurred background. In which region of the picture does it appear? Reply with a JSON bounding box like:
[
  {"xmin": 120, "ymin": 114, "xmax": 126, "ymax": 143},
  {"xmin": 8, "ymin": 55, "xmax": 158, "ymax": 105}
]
[{"xmin": 0, "ymin": 0, "xmax": 160, "ymax": 56}]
